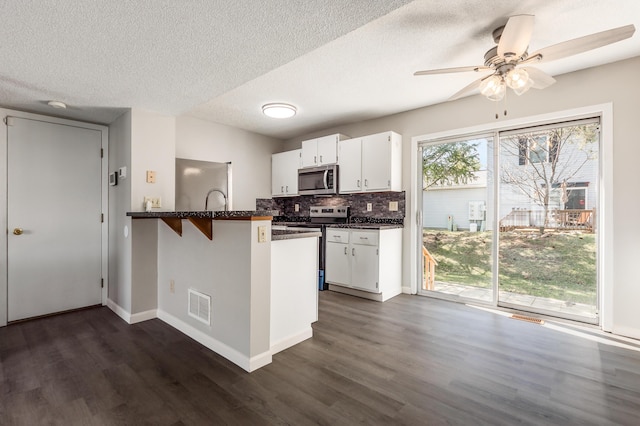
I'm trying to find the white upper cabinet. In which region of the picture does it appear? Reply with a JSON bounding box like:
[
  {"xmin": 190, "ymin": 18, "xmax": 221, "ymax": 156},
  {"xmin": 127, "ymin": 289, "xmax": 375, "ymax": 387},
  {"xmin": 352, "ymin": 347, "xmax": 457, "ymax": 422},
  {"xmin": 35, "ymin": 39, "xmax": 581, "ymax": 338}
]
[
  {"xmin": 272, "ymin": 149, "xmax": 301, "ymax": 197},
  {"xmin": 301, "ymin": 133, "xmax": 348, "ymax": 168},
  {"xmin": 337, "ymin": 138, "xmax": 363, "ymax": 192},
  {"xmin": 338, "ymin": 131, "xmax": 402, "ymax": 193}
]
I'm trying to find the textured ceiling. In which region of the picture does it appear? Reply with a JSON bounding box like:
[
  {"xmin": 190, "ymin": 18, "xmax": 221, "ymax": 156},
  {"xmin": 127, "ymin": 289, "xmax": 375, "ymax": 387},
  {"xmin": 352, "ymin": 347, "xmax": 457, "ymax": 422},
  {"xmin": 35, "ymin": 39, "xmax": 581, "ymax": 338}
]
[{"xmin": 1, "ymin": 0, "xmax": 639, "ymax": 139}]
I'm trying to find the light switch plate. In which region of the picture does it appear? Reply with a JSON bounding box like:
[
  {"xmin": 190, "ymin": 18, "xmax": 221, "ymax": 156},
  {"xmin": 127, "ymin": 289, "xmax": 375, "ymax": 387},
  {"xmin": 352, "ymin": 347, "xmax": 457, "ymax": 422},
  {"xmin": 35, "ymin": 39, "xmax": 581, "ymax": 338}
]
[
  {"xmin": 366, "ymin": 203, "xmax": 372, "ymax": 212},
  {"xmin": 258, "ymin": 226, "xmax": 267, "ymax": 243},
  {"xmin": 118, "ymin": 166, "xmax": 127, "ymax": 179},
  {"xmin": 389, "ymin": 201, "xmax": 398, "ymax": 211},
  {"xmin": 146, "ymin": 170, "xmax": 156, "ymax": 183},
  {"xmin": 294, "ymin": 204, "xmax": 299, "ymax": 212}
]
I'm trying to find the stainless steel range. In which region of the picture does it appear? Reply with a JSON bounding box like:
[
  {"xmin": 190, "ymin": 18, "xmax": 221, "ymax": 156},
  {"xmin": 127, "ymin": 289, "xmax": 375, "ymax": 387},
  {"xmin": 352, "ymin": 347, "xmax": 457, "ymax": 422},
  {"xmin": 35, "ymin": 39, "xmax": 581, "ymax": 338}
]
[{"xmin": 285, "ymin": 206, "xmax": 350, "ymax": 290}]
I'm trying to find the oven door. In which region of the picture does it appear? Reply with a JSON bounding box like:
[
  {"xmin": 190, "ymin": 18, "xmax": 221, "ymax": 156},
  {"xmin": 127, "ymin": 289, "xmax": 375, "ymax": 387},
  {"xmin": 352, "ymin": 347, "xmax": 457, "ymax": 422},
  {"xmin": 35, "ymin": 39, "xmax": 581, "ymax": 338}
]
[{"xmin": 298, "ymin": 165, "xmax": 338, "ymax": 195}]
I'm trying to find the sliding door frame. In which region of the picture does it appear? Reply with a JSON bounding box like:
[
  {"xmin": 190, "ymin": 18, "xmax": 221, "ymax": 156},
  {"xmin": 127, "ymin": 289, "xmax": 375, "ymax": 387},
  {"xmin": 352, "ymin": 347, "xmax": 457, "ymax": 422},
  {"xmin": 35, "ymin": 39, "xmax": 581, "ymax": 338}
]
[{"xmin": 410, "ymin": 104, "xmax": 613, "ymax": 330}]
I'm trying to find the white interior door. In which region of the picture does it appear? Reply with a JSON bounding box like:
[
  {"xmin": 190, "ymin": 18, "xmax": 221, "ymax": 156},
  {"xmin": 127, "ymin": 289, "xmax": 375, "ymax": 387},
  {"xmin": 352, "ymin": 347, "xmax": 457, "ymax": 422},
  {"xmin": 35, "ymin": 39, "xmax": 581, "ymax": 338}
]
[{"xmin": 8, "ymin": 117, "xmax": 102, "ymax": 321}]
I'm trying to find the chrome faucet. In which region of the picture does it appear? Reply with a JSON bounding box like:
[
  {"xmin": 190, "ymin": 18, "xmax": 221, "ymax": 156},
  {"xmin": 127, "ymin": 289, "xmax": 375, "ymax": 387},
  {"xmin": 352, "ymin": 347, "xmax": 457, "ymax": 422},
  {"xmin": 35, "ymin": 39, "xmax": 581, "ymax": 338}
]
[{"xmin": 204, "ymin": 189, "xmax": 227, "ymax": 211}]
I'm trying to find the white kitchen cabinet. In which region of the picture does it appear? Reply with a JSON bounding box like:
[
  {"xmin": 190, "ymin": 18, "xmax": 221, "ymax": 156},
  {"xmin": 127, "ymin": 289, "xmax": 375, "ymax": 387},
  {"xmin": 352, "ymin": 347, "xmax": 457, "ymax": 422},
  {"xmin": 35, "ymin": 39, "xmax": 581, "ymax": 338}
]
[
  {"xmin": 325, "ymin": 230, "xmax": 350, "ymax": 286},
  {"xmin": 301, "ymin": 133, "xmax": 348, "ymax": 168},
  {"xmin": 271, "ymin": 149, "xmax": 301, "ymax": 197},
  {"xmin": 325, "ymin": 227, "xmax": 402, "ymax": 301},
  {"xmin": 337, "ymin": 138, "xmax": 362, "ymax": 192},
  {"xmin": 338, "ymin": 131, "xmax": 402, "ymax": 193}
]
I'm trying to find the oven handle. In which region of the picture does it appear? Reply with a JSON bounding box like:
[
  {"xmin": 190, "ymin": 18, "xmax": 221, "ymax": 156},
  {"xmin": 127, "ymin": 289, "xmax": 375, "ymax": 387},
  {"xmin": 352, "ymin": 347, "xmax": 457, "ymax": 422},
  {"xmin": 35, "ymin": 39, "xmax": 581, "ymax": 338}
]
[{"xmin": 323, "ymin": 170, "xmax": 328, "ymax": 189}]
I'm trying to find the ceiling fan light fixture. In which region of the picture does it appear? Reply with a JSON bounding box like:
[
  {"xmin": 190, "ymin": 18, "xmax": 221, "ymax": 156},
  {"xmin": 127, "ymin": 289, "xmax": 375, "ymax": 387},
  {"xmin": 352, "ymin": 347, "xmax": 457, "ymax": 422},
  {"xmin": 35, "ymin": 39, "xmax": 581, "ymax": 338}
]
[
  {"xmin": 262, "ymin": 103, "xmax": 297, "ymax": 119},
  {"xmin": 513, "ymin": 77, "xmax": 535, "ymax": 96},
  {"xmin": 505, "ymin": 68, "xmax": 530, "ymax": 90},
  {"xmin": 480, "ymin": 75, "xmax": 506, "ymax": 101}
]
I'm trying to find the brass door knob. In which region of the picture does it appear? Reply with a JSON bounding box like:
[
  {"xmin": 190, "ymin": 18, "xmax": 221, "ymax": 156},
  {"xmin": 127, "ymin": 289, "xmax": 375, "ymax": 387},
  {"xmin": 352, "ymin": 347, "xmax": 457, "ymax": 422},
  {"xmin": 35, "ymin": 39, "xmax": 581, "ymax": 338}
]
[{"xmin": 13, "ymin": 228, "xmax": 23, "ymax": 235}]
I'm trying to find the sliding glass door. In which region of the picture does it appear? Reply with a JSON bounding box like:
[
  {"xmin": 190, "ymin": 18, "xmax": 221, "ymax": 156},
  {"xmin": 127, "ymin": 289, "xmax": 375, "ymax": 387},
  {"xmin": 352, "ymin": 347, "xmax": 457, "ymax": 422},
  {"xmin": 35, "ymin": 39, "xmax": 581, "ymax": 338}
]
[
  {"xmin": 497, "ymin": 119, "xmax": 599, "ymax": 323},
  {"xmin": 418, "ymin": 134, "xmax": 496, "ymax": 305},
  {"xmin": 418, "ymin": 117, "xmax": 600, "ymax": 324}
]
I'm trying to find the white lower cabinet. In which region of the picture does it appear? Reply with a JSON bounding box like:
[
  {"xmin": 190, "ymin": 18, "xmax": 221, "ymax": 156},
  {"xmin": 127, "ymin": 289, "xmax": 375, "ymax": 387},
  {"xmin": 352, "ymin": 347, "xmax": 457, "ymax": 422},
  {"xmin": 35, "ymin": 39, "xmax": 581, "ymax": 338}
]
[
  {"xmin": 325, "ymin": 230, "xmax": 350, "ymax": 286},
  {"xmin": 325, "ymin": 227, "xmax": 402, "ymax": 301}
]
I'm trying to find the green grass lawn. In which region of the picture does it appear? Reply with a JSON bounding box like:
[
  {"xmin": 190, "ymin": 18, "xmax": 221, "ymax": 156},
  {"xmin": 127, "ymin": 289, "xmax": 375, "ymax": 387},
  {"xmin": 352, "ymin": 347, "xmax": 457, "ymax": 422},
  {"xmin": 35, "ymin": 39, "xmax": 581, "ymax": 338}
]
[{"xmin": 423, "ymin": 229, "xmax": 597, "ymax": 305}]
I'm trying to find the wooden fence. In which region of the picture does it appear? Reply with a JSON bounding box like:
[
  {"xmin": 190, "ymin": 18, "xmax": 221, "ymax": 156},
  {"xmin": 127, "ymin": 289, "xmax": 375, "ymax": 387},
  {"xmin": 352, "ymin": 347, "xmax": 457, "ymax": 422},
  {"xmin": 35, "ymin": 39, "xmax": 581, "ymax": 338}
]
[{"xmin": 499, "ymin": 209, "xmax": 594, "ymax": 232}]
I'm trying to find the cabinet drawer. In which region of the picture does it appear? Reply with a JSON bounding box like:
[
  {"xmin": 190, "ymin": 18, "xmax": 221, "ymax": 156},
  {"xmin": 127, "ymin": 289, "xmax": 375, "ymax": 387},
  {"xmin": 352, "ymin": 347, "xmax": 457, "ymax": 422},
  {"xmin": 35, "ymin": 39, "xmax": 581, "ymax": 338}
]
[
  {"xmin": 351, "ymin": 231, "xmax": 378, "ymax": 246},
  {"xmin": 326, "ymin": 229, "xmax": 349, "ymax": 243}
]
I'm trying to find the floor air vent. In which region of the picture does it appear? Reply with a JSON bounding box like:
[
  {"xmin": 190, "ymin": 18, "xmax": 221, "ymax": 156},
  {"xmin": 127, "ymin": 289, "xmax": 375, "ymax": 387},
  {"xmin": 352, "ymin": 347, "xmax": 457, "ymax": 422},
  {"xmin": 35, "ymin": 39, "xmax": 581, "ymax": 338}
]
[
  {"xmin": 188, "ymin": 289, "xmax": 211, "ymax": 325},
  {"xmin": 511, "ymin": 314, "xmax": 544, "ymax": 325}
]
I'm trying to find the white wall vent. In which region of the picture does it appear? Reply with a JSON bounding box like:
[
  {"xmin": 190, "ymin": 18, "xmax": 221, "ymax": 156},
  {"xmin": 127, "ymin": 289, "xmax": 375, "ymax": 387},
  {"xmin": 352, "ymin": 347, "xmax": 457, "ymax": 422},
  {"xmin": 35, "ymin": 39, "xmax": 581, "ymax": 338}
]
[{"xmin": 188, "ymin": 288, "xmax": 211, "ymax": 326}]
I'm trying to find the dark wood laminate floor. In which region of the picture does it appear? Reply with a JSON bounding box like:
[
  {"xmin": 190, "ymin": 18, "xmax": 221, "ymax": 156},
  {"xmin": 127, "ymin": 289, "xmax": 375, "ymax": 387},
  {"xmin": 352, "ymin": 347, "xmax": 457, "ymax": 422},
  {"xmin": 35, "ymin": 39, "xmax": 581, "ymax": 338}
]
[{"xmin": 2, "ymin": 291, "xmax": 640, "ymax": 425}]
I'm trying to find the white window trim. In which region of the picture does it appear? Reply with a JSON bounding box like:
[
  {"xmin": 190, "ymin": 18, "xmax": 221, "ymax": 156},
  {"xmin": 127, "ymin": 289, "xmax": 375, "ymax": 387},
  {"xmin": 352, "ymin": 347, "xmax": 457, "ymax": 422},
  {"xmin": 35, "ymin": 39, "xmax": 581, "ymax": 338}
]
[{"xmin": 410, "ymin": 103, "xmax": 613, "ymax": 330}]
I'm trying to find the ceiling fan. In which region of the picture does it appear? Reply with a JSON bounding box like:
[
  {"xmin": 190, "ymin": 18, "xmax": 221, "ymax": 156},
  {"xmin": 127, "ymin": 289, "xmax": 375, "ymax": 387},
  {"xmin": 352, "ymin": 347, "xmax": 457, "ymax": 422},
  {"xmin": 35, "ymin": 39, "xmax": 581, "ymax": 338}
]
[{"xmin": 414, "ymin": 15, "xmax": 636, "ymax": 102}]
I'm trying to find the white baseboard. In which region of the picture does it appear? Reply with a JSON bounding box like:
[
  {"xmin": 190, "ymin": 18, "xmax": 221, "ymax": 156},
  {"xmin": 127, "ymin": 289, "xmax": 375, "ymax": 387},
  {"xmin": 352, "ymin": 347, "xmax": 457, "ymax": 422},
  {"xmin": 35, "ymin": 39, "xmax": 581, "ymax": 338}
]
[
  {"xmin": 130, "ymin": 309, "xmax": 157, "ymax": 324},
  {"xmin": 107, "ymin": 298, "xmax": 131, "ymax": 323},
  {"xmin": 327, "ymin": 285, "xmax": 402, "ymax": 302},
  {"xmin": 107, "ymin": 299, "xmax": 157, "ymax": 324},
  {"xmin": 270, "ymin": 327, "xmax": 313, "ymax": 355},
  {"xmin": 402, "ymin": 285, "xmax": 413, "ymax": 295},
  {"xmin": 157, "ymin": 309, "xmax": 272, "ymax": 372}
]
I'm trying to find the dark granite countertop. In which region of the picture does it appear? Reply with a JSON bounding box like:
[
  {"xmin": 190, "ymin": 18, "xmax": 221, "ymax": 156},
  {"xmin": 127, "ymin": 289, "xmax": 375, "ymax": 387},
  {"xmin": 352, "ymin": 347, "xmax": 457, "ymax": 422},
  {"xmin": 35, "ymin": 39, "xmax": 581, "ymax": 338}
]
[
  {"xmin": 127, "ymin": 210, "xmax": 280, "ymax": 219},
  {"xmin": 272, "ymin": 229, "xmax": 322, "ymax": 241},
  {"xmin": 273, "ymin": 220, "xmax": 403, "ymax": 230},
  {"xmin": 327, "ymin": 223, "xmax": 403, "ymax": 230}
]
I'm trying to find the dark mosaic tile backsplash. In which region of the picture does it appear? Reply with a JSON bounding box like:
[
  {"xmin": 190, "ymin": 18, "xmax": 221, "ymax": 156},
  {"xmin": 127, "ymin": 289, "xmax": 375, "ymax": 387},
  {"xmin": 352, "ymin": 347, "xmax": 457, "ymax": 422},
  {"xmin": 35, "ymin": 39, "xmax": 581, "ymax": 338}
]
[{"xmin": 257, "ymin": 191, "xmax": 405, "ymax": 225}]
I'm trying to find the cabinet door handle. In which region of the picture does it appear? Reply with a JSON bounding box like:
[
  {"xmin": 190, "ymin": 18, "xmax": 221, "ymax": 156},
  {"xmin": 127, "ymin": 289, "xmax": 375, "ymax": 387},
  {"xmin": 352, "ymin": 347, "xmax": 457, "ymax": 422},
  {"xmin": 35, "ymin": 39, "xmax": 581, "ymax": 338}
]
[
  {"xmin": 352, "ymin": 248, "xmax": 355, "ymax": 256},
  {"xmin": 314, "ymin": 155, "xmax": 317, "ymax": 163},
  {"xmin": 344, "ymin": 247, "xmax": 347, "ymax": 255},
  {"xmin": 364, "ymin": 179, "xmax": 368, "ymax": 187},
  {"xmin": 357, "ymin": 179, "xmax": 361, "ymax": 188},
  {"xmin": 319, "ymin": 155, "xmax": 323, "ymax": 163},
  {"xmin": 281, "ymin": 186, "xmax": 284, "ymax": 192},
  {"xmin": 285, "ymin": 185, "xmax": 289, "ymax": 193}
]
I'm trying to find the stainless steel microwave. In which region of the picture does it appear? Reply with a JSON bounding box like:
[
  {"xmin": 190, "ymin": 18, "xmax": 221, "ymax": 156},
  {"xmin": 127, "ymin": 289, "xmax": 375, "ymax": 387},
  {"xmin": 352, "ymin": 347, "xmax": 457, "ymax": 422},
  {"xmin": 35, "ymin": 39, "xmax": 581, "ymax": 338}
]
[{"xmin": 298, "ymin": 164, "xmax": 338, "ymax": 195}]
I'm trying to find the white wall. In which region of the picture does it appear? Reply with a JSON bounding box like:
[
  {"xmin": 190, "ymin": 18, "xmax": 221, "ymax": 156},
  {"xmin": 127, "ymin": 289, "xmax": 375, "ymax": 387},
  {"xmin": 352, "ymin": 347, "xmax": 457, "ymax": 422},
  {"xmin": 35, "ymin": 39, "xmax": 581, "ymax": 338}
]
[
  {"xmin": 131, "ymin": 109, "xmax": 176, "ymax": 212},
  {"xmin": 108, "ymin": 110, "xmax": 133, "ymax": 312},
  {"xmin": 156, "ymin": 219, "xmax": 272, "ymax": 370},
  {"xmin": 285, "ymin": 56, "xmax": 640, "ymax": 339},
  {"xmin": 175, "ymin": 116, "xmax": 284, "ymax": 209}
]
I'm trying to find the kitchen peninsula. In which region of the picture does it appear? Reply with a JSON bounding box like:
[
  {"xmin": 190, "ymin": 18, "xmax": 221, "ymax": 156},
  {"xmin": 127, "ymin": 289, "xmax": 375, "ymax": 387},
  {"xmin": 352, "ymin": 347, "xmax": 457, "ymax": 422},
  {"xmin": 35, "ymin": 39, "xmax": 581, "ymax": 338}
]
[{"xmin": 127, "ymin": 210, "xmax": 320, "ymax": 372}]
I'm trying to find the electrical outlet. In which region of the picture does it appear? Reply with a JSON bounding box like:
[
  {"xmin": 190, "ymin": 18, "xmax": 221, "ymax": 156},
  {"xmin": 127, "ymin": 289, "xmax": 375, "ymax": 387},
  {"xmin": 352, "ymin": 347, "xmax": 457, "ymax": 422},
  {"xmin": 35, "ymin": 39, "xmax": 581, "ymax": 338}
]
[
  {"xmin": 144, "ymin": 196, "xmax": 161, "ymax": 208},
  {"xmin": 146, "ymin": 170, "xmax": 156, "ymax": 183},
  {"xmin": 389, "ymin": 201, "xmax": 398, "ymax": 211},
  {"xmin": 366, "ymin": 203, "xmax": 372, "ymax": 212},
  {"xmin": 258, "ymin": 225, "xmax": 267, "ymax": 243},
  {"xmin": 169, "ymin": 279, "xmax": 175, "ymax": 293},
  {"xmin": 294, "ymin": 203, "xmax": 299, "ymax": 212}
]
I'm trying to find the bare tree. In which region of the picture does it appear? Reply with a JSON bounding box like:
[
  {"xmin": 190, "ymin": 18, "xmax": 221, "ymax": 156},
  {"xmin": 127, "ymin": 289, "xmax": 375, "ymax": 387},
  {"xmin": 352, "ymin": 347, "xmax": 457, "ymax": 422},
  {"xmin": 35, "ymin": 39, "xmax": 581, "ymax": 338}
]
[{"xmin": 500, "ymin": 124, "xmax": 598, "ymax": 233}]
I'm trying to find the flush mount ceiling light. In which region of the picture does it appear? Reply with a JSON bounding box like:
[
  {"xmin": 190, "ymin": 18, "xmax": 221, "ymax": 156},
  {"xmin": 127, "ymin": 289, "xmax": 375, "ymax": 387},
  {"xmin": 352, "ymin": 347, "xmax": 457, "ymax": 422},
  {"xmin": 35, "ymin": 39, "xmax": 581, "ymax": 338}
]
[
  {"xmin": 47, "ymin": 100, "xmax": 67, "ymax": 109},
  {"xmin": 262, "ymin": 103, "xmax": 296, "ymax": 119}
]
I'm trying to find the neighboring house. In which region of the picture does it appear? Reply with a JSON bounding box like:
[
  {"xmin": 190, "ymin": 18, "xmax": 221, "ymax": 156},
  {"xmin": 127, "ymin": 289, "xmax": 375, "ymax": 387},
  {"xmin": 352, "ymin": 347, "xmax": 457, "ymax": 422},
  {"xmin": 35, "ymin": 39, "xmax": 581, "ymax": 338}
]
[{"xmin": 422, "ymin": 127, "xmax": 598, "ymax": 231}]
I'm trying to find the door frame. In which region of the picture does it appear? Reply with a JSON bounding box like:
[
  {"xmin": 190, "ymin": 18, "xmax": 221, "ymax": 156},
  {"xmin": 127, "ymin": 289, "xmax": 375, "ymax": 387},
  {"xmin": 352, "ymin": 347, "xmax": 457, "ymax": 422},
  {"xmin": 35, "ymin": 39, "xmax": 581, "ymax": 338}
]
[
  {"xmin": 410, "ymin": 103, "xmax": 614, "ymax": 331},
  {"xmin": 0, "ymin": 109, "xmax": 109, "ymax": 327}
]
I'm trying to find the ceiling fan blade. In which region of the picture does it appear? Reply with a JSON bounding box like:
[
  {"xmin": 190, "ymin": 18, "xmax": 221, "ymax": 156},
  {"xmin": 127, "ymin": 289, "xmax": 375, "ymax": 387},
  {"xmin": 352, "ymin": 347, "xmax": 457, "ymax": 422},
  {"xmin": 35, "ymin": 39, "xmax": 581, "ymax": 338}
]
[
  {"xmin": 497, "ymin": 15, "xmax": 535, "ymax": 59},
  {"xmin": 414, "ymin": 65, "xmax": 490, "ymax": 76},
  {"xmin": 530, "ymin": 24, "xmax": 636, "ymax": 63},
  {"xmin": 524, "ymin": 67, "xmax": 556, "ymax": 89},
  {"xmin": 448, "ymin": 77, "xmax": 485, "ymax": 101}
]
